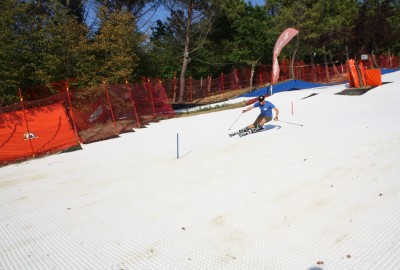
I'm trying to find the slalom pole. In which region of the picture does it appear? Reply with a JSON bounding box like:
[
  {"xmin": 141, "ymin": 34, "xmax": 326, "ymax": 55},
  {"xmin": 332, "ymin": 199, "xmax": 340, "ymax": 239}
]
[
  {"xmin": 276, "ymin": 119, "xmax": 303, "ymax": 126},
  {"xmin": 228, "ymin": 112, "xmax": 243, "ymax": 130}
]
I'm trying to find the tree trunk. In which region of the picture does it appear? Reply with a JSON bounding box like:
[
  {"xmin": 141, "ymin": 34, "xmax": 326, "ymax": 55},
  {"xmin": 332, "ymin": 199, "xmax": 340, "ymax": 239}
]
[
  {"xmin": 179, "ymin": 53, "xmax": 189, "ymax": 102},
  {"xmin": 249, "ymin": 61, "xmax": 256, "ymax": 91},
  {"xmin": 371, "ymin": 50, "xmax": 379, "ymax": 68},
  {"xmin": 178, "ymin": 0, "xmax": 192, "ymax": 103},
  {"xmin": 290, "ymin": 35, "xmax": 299, "ymax": 79}
]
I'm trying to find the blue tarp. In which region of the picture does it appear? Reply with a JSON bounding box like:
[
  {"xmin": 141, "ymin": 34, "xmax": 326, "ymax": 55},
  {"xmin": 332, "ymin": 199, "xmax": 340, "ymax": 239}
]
[
  {"xmin": 240, "ymin": 68, "xmax": 399, "ymax": 98},
  {"xmin": 239, "ymin": 80, "xmax": 333, "ymax": 98},
  {"xmin": 381, "ymin": 68, "xmax": 399, "ymax": 75}
]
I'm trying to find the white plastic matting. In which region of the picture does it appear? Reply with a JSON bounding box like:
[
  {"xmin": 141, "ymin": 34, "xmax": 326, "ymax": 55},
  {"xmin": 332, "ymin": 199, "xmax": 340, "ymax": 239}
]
[{"xmin": 1, "ymin": 71, "xmax": 400, "ymax": 270}]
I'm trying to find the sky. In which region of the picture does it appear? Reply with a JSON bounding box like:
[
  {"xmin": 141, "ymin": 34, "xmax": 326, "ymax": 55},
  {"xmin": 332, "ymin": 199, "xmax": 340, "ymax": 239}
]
[
  {"xmin": 1, "ymin": 70, "xmax": 399, "ymax": 269},
  {"xmin": 138, "ymin": 0, "xmax": 267, "ymax": 33},
  {"xmin": 83, "ymin": 0, "xmax": 267, "ymax": 34},
  {"xmin": 249, "ymin": 0, "xmax": 265, "ymax": 5}
]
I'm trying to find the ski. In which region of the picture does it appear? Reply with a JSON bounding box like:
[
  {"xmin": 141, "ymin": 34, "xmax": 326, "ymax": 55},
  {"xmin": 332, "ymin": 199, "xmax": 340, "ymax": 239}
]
[
  {"xmin": 238, "ymin": 127, "xmax": 262, "ymax": 137},
  {"xmin": 229, "ymin": 126, "xmax": 263, "ymax": 138},
  {"xmin": 229, "ymin": 131, "xmax": 240, "ymax": 137},
  {"xmin": 229, "ymin": 127, "xmax": 248, "ymax": 137}
]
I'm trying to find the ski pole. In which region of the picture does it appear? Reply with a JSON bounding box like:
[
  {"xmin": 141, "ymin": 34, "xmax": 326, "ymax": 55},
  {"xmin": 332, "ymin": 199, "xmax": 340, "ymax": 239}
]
[
  {"xmin": 229, "ymin": 112, "xmax": 243, "ymax": 130},
  {"xmin": 276, "ymin": 119, "xmax": 303, "ymax": 126}
]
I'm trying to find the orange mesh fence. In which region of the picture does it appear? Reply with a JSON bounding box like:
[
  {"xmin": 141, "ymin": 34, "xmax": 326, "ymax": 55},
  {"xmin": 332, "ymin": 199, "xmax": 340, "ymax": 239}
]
[
  {"xmin": 188, "ymin": 77, "xmax": 207, "ymax": 101},
  {"xmin": 69, "ymin": 86, "xmax": 117, "ymax": 144},
  {"xmin": 106, "ymin": 83, "xmax": 140, "ymax": 132},
  {"xmin": 161, "ymin": 60, "xmax": 359, "ymax": 102},
  {"xmin": 221, "ymin": 71, "xmax": 241, "ymax": 95},
  {"xmin": 151, "ymin": 82, "xmax": 175, "ymax": 118},
  {"xmin": 63, "ymin": 81, "xmax": 175, "ymax": 144},
  {"xmin": 0, "ymin": 102, "xmax": 79, "ymax": 165},
  {"xmin": 129, "ymin": 82, "xmax": 157, "ymax": 123},
  {"xmin": 376, "ymin": 55, "xmax": 399, "ymax": 68},
  {"xmin": 254, "ymin": 65, "xmax": 271, "ymax": 86},
  {"xmin": 235, "ymin": 68, "xmax": 251, "ymax": 90}
]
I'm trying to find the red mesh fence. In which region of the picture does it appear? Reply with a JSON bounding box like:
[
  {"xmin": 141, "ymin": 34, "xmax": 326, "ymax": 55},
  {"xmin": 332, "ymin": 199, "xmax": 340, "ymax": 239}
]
[
  {"xmin": 375, "ymin": 55, "xmax": 399, "ymax": 68},
  {"xmin": 162, "ymin": 56, "xmax": 398, "ymax": 102},
  {"xmin": 1, "ymin": 80, "xmax": 175, "ymax": 164},
  {"xmin": 69, "ymin": 81, "xmax": 175, "ymax": 144},
  {"xmin": 152, "ymin": 82, "xmax": 176, "ymax": 118},
  {"xmin": 69, "ymin": 86, "xmax": 118, "ymax": 144},
  {"xmin": 162, "ymin": 61, "xmax": 351, "ymax": 101}
]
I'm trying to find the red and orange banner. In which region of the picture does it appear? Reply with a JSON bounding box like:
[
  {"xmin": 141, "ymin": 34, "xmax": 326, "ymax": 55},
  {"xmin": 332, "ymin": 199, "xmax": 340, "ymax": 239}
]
[{"xmin": 271, "ymin": 28, "xmax": 299, "ymax": 85}]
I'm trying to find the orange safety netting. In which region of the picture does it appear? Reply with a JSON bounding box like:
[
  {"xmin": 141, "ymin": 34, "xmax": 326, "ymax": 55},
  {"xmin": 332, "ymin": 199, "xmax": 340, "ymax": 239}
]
[
  {"xmin": 68, "ymin": 81, "xmax": 175, "ymax": 144},
  {"xmin": 0, "ymin": 103, "xmax": 79, "ymax": 165}
]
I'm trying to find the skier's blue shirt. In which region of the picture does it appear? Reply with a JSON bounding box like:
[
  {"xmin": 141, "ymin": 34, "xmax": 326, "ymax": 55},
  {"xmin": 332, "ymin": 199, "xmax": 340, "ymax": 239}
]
[{"xmin": 253, "ymin": 101, "xmax": 275, "ymax": 117}]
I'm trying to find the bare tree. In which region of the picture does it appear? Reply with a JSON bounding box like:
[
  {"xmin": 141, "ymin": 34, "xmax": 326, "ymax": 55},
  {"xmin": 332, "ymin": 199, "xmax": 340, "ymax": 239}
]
[
  {"xmin": 88, "ymin": 0, "xmax": 160, "ymax": 31},
  {"xmin": 162, "ymin": 0, "xmax": 217, "ymax": 102}
]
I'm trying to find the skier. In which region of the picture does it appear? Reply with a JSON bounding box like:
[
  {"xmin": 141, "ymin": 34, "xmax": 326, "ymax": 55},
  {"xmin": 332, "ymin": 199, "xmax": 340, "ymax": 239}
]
[{"xmin": 232, "ymin": 95, "xmax": 279, "ymax": 137}]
